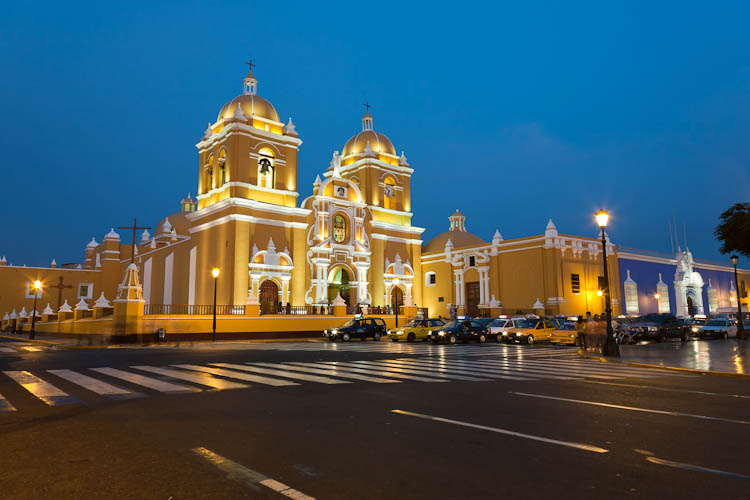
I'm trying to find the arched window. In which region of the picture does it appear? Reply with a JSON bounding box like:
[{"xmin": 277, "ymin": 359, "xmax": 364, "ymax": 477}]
[
  {"xmin": 204, "ymin": 154, "xmax": 214, "ymax": 192},
  {"xmin": 217, "ymin": 150, "xmax": 227, "ymax": 186},
  {"xmin": 623, "ymin": 269, "xmax": 639, "ymax": 315},
  {"xmin": 383, "ymin": 176, "xmax": 396, "ymax": 210},
  {"xmin": 258, "ymin": 147, "xmax": 275, "ymax": 189}
]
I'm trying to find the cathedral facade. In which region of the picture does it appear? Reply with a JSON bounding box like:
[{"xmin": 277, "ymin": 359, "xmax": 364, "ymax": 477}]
[{"xmin": 1, "ymin": 66, "xmax": 748, "ymax": 332}]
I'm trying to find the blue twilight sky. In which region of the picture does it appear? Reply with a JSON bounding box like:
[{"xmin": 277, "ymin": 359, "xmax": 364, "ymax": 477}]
[{"xmin": 1, "ymin": 1, "xmax": 749, "ymax": 267}]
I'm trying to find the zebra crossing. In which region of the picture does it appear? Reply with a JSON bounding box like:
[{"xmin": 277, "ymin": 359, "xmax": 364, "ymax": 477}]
[
  {"xmin": 0, "ymin": 344, "xmax": 51, "ymax": 353},
  {"xmin": 0, "ymin": 356, "xmax": 693, "ymax": 414}
]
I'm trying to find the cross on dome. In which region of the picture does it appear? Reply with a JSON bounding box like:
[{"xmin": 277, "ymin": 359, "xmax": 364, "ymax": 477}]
[
  {"xmin": 362, "ymin": 102, "xmax": 373, "ymax": 131},
  {"xmin": 243, "ymin": 59, "xmax": 258, "ymax": 96}
]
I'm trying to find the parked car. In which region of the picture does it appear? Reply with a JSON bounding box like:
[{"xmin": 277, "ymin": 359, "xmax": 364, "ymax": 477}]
[
  {"xmin": 681, "ymin": 316, "xmax": 707, "ymax": 338},
  {"xmin": 504, "ymin": 319, "xmax": 556, "ymax": 345},
  {"xmin": 428, "ymin": 319, "xmax": 489, "ymax": 344},
  {"xmin": 487, "ymin": 317, "xmax": 525, "ymax": 343},
  {"xmin": 626, "ymin": 313, "xmax": 686, "ymax": 343},
  {"xmin": 697, "ymin": 319, "xmax": 737, "ymax": 340},
  {"xmin": 550, "ymin": 322, "xmax": 580, "ymax": 346},
  {"xmin": 324, "ymin": 317, "xmax": 387, "ymax": 341},
  {"xmin": 388, "ymin": 318, "xmax": 446, "ymax": 342}
]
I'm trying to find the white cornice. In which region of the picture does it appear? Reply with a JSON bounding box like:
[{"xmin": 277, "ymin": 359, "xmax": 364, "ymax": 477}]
[
  {"xmin": 368, "ymin": 220, "xmax": 425, "ymax": 234},
  {"xmin": 188, "ymin": 197, "xmax": 311, "ymax": 222},
  {"xmin": 324, "ymin": 159, "xmax": 414, "ymax": 178},
  {"xmin": 370, "ymin": 206, "xmax": 414, "ymax": 218},
  {"xmin": 190, "ymin": 214, "xmax": 308, "ymax": 233},
  {"xmin": 370, "ymin": 234, "xmax": 422, "ymax": 245},
  {"xmin": 196, "ymin": 182, "xmax": 300, "ymax": 201},
  {"xmin": 197, "ymin": 122, "xmax": 302, "ymax": 150}
]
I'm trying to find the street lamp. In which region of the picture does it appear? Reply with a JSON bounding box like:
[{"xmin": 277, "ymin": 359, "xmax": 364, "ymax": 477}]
[
  {"xmin": 730, "ymin": 255, "xmax": 745, "ymax": 340},
  {"xmin": 211, "ymin": 267, "xmax": 220, "ymax": 342},
  {"xmin": 595, "ymin": 210, "xmax": 618, "ymax": 357},
  {"xmin": 392, "ymin": 278, "xmax": 400, "ymax": 328},
  {"xmin": 29, "ymin": 280, "xmax": 41, "ymax": 340}
]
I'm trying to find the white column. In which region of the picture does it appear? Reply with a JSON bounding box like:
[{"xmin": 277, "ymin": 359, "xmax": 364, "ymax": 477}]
[
  {"xmin": 281, "ymin": 277, "xmax": 290, "ymax": 304},
  {"xmin": 188, "ymin": 247, "xmax": 196, "ymax": 306},
  {"xmin": 356, "ymin": 266, "xmax": 369, "ymax": 303},
  {"xmin": 163, "ymin": 253, "xmax": 174, "ymax": 305},
  {"xmin": 143, "ymin": 258, "xmax": 153, "ymax": 304},
  {"xmin": 316, "ymin": 263, "xmax": 327, "ymax": 303}
]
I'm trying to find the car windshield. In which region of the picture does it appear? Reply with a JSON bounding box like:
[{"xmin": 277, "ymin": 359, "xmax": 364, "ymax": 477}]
[
  {"xmin": 442, "ymin": 321, "xmax": 459, "ymax": 329},
  {"xmin": 558, "ymin": 323, "xmax": 576, "ymax": 330},
  {"xmin": 402, "ymin": 319, "xmax": 420, "ymax": 328},
  {"xmin": 705, "ymin": 319, "xmax": 726, "ymax": 326},
  {"xmin": 517, "ymin": 320, "xmax": 538, "ymax": 328},
  {"xmin": 339, "ymin": 319, "xmax": 355, "ymax": 327}
]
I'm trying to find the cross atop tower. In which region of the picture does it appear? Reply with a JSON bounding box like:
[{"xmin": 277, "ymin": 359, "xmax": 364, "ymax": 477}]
[
  {"xmin": 245, "ymin": 59, "xmax": 256, "ymax": 72},
  {"xmin": 362, "ymin": 102, "xmax": 374, "ymax": 131},
  {"xmin": 243, "ymin": 59, "xmax": 258, "ymax": 96}
]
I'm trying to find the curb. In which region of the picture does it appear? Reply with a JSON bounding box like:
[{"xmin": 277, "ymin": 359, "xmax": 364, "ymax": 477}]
[
  {"xmin": 0, "ymin": 334, "xmax": 62, "ymax": 346},
  {"xmin": 627, "ymin": 362, "xmax": 750, "ymax": 379},
  {"xmin": 576, "ymin": 350, "xmax": 609, "ymax": 363},
  {"xmin": 53, "ymin": 337, "xmax": 324, "ymax": 350}
]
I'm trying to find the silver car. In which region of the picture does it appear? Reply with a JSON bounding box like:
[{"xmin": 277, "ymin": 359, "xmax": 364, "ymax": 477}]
[
  {"xmin": 698, "ymin": 319, "xmax": 737, "ymax": 340},
  {"xmin": 487, "ymin": 317, "xmax": 525, "ymax": 343}
]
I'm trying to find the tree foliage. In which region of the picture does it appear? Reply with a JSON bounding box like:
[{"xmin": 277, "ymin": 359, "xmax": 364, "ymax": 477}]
[{"xmin": 715, "ymin": 202, "xmax": 750, "ymax": 257}]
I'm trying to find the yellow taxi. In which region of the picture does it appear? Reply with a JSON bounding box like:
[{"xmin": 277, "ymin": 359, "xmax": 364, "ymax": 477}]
[
  {"xmin": 549, "ymin": 320, "xmax": 580, "ymax": 346},
  {"xmin": 388, "ymin": 318, "xmax": 446, "ymax": 342},
  {"xmin": 504, "ymin": 318, "xmax": 556, "ymax": 345}
]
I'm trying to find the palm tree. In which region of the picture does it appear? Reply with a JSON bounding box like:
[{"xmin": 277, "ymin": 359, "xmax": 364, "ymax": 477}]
[{"xmin": 715, "ymin": 203, "xmax": 750, "ymax": 257}]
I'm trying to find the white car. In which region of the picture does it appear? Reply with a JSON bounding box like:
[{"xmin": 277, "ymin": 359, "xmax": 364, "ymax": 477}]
[
  {"xmin": 487, "ymin": 317, "xmax": 525, "ymax": 343},
  {"xmin": 698, "ymin": 319, "xmax": 737, "ymax": 340}
]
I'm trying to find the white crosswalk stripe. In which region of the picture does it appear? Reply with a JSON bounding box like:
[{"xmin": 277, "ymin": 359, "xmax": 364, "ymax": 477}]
[
  {"xmin": 258, "ymin": 362, "xmax": 404, "ymax": 384},
  {"xmin": 132, "ymin": 366, "xmax": 248, "ymax": 390},
  {"xmin": 175, "ymin": 364, "xmax": 299, "ymax": 387},
  {"xmin": 399, "ymin": 358, "xmax": 579, "ymax": 381},
  {"xmin": 212, "ymin": 362, "xmax": 355, "ymax": 385},
  {"xmin": 0, "ymin": 392, "xmax": 17, "ymax": 412},
  {"xmin": 89, "ymin": 367, "xmax": 199, "ymax": 393},
  {"xmin": 3, "ymin": 370, "xmax": 80, "ymax": 406},
  {"xmin": 377, "ymin": 359, "xmax": 541, "ymax": 381},
  {"xmin": 308, "ymin": 362, "xmax": 448, "ymax": 382},
  {"xmin": 0, "ymin": 347, "xmax": 16, "ymax": 353},
  {"xmin": 459, "ymin": 359, "xmax": 619, "ymax": 380},
  {"xmin": 351, "ymin": 360, "xmax": 495, "ymax": 382},
  {"xmin": 48, "ymin": 369, "xmax": 140, "ymax": 398}
]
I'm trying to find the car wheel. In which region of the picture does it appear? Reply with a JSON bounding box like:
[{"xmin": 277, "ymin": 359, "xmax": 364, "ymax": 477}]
[
  {"xmin": 342, "ymin": 333, "xmax": 350, "ymax": 341},
  {"xmin": 496, "ymin": 334, "xmax": 503, "ymax": 343},
  {"xmin": 724, "ymin": 333, "xmax": 729, "ymax": 340},
  {"xmin": 527, "ymin": 335, "xmax": 535, "ymax": 345},
  {"xmin": 407, "ymin": 333, "xmax": 416, "ymax": 342},
  {"xmin": 448, "ymin": 334, "xmax": 457, "ymax": 344},
  {"xmin": 698, "ymin": 333, "xmax": 705, "ymax": 341},
  {"xmin": 373, "ymin": 333, "xmax": 381, "ymax": 341},
  {"xmin": 478, "ymin": 334, "xmax": 487, "ymax": 344}
]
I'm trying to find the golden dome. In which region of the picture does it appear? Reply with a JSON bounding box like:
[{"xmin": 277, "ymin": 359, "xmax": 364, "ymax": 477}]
[
  {"xmin": 217, "ymin": 94, "xmax": 280, "ymax": 123},
  {"xmin": 342, "ymin": 130, "xmax": 396, "ymax": 157}
]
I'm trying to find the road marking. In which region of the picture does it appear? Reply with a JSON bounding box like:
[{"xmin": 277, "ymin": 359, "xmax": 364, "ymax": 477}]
[
  {"xmin": 582, "ymin": 380, "xmax": 750, "ymax": 399},
  {"xmin": 176, "ymin": 364, "xmax": 299, "ymax": 386},
  {"xmin": 256, "ymin": 362, "xmax": 401, "ymax": 384},
  {"xmin": 2, "ymin": 371, "xmax": 81, "ymax": 406},
  {"xmin": 391, "ymin": 409, "xmax": 608, "ymax": 454},
  {"xmin": 192, "ymin": 447, "xmax": 317, "ymax": 499},
  {"xmin": 0, "ymin": 393, "xmax": 16, "ymax": 412},
  {"xmin": 646, "ymin": 456, "xmax": 750, "ymax": 481},
  {"xmin": 89, "ymin": 367, "xmax": 198, "ymax": 393},
  {"xmin": 379, "ymin": 359, "xmax": 533, "ymax": 381},
  {"xmin": 0, "ymin": 347, "xmax": 16, "ymax": 353},
  {"xmin": 131, "ymin": 366, "xmax": 248, "ymax": 390},
  {"xmin": 19, "ymin": 346, "xmax": 43, "ymax": 352},
  {"xmin": 212, "ymin": 362, "xmax": 354, "ymax": 385},
  {"xmin": 357, "ymin": 360, "xmax": 493, "ymax": 382},
  {"xmin": 510, "ymin": 392, "xmax": 750, "ymax": 425},
  {"xmin": 48, "ymin": 369, "xmax": 140, "ymax": 398},
  {"xmin": 471, "ymin": 359, "xmax": 618, "ymax": 380},
  {"xmin": 314, "ymin": 361, "xmax": 447, "ymax": 382},
  {"xmin": 405, "ymin": 358, "xmax": 575, "ymax": 380}
]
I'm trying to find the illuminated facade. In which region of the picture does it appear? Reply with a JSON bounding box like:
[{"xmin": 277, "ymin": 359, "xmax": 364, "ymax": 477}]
[{"xmin": 1, "ymin": 66, "xmax": 748, "ymax": 330}]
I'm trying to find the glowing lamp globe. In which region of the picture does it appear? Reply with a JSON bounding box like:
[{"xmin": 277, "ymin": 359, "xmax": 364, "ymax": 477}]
[
  {"xmin": 211, "ymin": 268, "xmax": 221, "ymax": 279},
  {"xmin": 595, "ymin": 210, "xmax": 609, "ymax": 229}
]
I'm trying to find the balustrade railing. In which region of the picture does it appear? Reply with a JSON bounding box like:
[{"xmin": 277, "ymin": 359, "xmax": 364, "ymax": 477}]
[{"xmin": 144, "ymin": 304, "xmax": 245, "ymax": 315}]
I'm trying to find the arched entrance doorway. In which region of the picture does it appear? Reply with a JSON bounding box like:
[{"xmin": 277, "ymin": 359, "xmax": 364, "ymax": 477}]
[
  {"xmin": 466, "ymin": 281, "xmax": 480, "ymax": 317},
  {"xmin": 390, "ymin": 286, "xmax": 404, "ymax": 312},
  {"xmin": 260, "ymin": 280, "xmax": 279, "ymax": 314},
  {"xmin": 328, "ymin": 267, "xmax": 352, "ymax": 305},
  {"xmin": 687, "ymin": 294, "xmax": 696, "ymax": 317}
]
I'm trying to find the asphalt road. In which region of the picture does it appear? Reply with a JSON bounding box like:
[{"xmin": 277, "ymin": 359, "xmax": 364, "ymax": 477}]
[{"xmin": 1, "ymin": 338, "xmax": 748, "ymax": 500}]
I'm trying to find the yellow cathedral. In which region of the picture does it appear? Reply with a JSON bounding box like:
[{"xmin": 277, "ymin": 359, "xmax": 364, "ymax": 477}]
[{"xmin": 13, "ymin": 63, "xmax": 724, "ymax": 337}]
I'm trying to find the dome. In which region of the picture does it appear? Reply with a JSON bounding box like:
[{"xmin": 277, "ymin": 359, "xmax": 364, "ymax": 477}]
[
  {"xmin": 342, "ymin": 130, "xmax": 396, "ymax": 157},
  {"xmin": 217, "ymin": 94, "xmax": 280, "ymax": 123},
  {"xmin": 423, "ymin": 231, "xmax": 486, "ymax": 253}
]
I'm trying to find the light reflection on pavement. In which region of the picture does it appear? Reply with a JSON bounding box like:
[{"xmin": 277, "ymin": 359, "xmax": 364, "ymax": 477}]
[{"xmin": 620, "ymin": 339, "xmax": 748, "ymax": 374}]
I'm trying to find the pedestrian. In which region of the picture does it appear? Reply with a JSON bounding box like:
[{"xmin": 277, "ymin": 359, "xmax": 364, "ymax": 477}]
[
  {"xmin": 585, "ymin": 311, "xmax": 593, "ymax": 322},
  {"xmin": 576, "ymin": 315, "xmax": 586, "ymax": 349}
]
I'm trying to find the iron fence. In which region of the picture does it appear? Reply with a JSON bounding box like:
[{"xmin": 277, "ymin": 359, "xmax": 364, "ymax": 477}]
[
  {"xmin": 260, "ymin": 305, "xmax": 334, "ymax": 316},
  {"xmin": 144, "ymin": 304, "xmax": 245, "ymax": 315}
]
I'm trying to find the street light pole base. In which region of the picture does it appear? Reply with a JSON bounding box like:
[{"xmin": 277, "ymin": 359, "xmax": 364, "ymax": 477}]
[{"xmin": 604, "ymin": 337, "xmax": 621, "ymax": 357}]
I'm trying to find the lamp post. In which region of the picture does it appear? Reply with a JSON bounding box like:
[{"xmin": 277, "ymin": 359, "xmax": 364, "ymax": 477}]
[
  {"xmin": 730, "ymin": 255, "xmax": 745, "ymax": 340},
  {"xmin": 595, "ymin": 210, "xmax": 619, "ymax": 357},
  {"xmin": 392, "ymin": 278, "xmax": 400, "ymax": 328},
  {"xmin": 29, "ymin": 280, "xmax": 41, "ymax": 340},
  {"xmin": 211, "ymin": 267, "xmax": 220, "ymax": 342}
]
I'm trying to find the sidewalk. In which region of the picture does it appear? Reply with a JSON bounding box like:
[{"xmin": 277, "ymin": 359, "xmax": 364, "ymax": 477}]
[
  {"xmin": 618, "ymin": 339, "xmax": 749, "ymax": 376},
  {"xmin": 0, "ymin": 333, "xmax": 320, "ymax": 349}
]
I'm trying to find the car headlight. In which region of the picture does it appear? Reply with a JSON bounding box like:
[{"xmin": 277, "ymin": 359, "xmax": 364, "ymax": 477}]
[
  {"xmin": 502, "ymin": 332, "xmax": 508, "ymax": 336},
  {"xmin": 515, "ymin": 332, "xmax": 521, "ymax": 336},
  {"xmin": 692, "ymin": 327, "xmax": 699, "ymax": 333},
  {"xmin": 438, "ymin": 331, "xmax": 445, "ymax": 336},
  {"xmin": 331, "ymin": 329, "xmax": 338, "ymax": 334},
  {"xmin": 568, "ymin": 334, "xmax": 574, "ymax": 338},
  {"xmin": 648, "ymin": 326, "xmax": 658, "ymax": 332}
]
